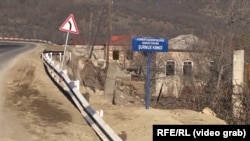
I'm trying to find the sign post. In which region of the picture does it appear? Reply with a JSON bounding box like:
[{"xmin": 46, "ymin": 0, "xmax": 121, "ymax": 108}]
[
  {"xmin": 146, "ymin": 52, "xmax": 151, "ymax": 109},
  {"xmin": 59, "ymin": 14, "xmax": 79, "ymax": 69},
  {"xmin": 132, "ymin": 36, "xmax": 168, "ymax": 109}
]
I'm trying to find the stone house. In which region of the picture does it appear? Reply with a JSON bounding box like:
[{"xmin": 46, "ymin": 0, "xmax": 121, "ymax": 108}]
[
  {"xmin": 106, "ymin": 35, "xmax": 133, "ymax": 69},
  {"xmin": 154, "ymin": 34, "xmax": 210, "ymax": 98},
  {"xmin": 86, "ymin": 34, "xmax": 211, "ymax": 99}
]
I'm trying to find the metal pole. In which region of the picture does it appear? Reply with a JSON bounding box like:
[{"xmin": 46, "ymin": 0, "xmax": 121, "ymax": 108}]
[
  {"xmin": 61, "ymin": 32, "xmax": 69, "ymax": 69},
  {"xmin": 146, "ymin": 52, "xmax": 151, "ymax": 109}
]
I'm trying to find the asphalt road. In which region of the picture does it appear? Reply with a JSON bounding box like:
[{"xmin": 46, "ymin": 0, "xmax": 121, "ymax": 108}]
[
  {"xmin": 0, "ymin": 42, "xmax": 35, "ymax": 69},
  {"xmin": 0, "ymin": 41, "xmax": 36, "ymax": 141}
]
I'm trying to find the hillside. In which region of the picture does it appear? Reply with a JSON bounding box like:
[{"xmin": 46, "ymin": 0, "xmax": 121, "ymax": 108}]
[{"xmin": 0, "ymin": 0, "xmax": 249, "ymax": 44}]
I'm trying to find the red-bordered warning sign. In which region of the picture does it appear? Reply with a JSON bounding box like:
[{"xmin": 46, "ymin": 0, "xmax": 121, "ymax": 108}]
[{"xmin": 59, "ymin": 14, "xmax": 79, "ymax": 34}]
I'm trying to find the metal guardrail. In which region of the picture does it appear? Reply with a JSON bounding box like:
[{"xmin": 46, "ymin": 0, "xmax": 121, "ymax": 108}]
[
  {"xmin": 42, "ymin": 52, "xmax": 123, "ymax": 141},
  {"xmin": 0, "ymin": 36, "xmax": 53, "ymax": 44}
]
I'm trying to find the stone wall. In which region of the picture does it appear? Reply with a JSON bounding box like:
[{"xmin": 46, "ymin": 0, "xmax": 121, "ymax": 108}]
[{"xmin": 154, "ymin": 51, "xmax": 210, "ymax": 98}]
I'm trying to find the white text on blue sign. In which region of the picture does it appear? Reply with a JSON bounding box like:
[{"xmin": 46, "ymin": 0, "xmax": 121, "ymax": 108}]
[{"xmin": 132, "ymin": 37, "xmax": 168, "ymax": 52}]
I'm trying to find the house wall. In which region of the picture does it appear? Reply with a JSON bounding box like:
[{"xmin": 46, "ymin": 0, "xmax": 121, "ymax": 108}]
[
  {"xmin": 109, "ymin": 45, "xmax": 131, "ymax": 69},
  {"xmin": 71, "ymin": 45, "xmax": 105, "ymax": 59},
  {"xmin": 70, "ymin": 44, "xmax": 135, "ymax": 70},
  {"xmin": 154, "ymin": 51, "xmax": 210, "ymax": 98}
]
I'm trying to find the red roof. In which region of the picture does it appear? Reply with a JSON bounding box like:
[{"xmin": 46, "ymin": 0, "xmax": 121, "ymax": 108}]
[{"xmin": 110, "ymin": 34, "xmax": 133, "ymax": 46}]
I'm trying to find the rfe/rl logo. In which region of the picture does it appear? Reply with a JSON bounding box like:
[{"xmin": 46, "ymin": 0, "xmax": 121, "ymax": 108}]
[{"xmin": 157, "ymin": 129, "xmax": 191, "ymax": 137}]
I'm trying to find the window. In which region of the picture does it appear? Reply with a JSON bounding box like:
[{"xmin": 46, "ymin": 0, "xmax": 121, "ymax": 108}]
[
  {"xmin": 166, "ymin": 60, "xmax": 176, "ymax": 76},
  {"xmin": 183, "ymin": 61, "xmax": 193, "ymax": 76},
  {"xmin": 113, "ymin": 50, "xmax": 119, "ymax": 60}
]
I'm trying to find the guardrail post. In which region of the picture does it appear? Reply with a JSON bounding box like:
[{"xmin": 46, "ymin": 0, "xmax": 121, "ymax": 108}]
[
  {"xmin": 59, "ymin": 53, "xmax": 62, "ymax": 62},
  {"xmin": 97, "ymin": 109, "xmax": 104, "ymax": 117},
  {"xmin": 75, "ymin": 80, "xmax": 80, "ymax": 91},
  {"xmin": 56, "ymin": 65, "xmax": 60, "ymax": 70},
  {"xmin": 51, "ymin": 61, "xmax": 54, "ymax": 66},
  {"xmin": 45, "ymin": 53, "xmax": 49, "ymax": 59},
  {"xmin": 96, "ymin": 109, "xmax": 104, "ymax": 117},
  {"xmin": 46, "ymin": 53, "xmax": 52, "ymax": 62},
  {"xmin": 62, "ymin": 70, "xmax": 67, "ymax": 75},
  {"xmin": 50, "ymin": 52, "xmax": 53, "ymax": 61},
  {"xmin": 51, "ymin": 71, "xmax": 55, "ymax": 78}
]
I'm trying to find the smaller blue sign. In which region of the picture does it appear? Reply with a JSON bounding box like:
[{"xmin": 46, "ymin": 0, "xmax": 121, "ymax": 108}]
[{"xmin": 132, "ymin": 36, "xmax": 168, "ymax": 52}]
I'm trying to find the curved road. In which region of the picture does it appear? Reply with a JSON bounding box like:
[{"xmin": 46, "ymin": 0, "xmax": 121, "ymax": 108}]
[
  {"xmin": 0, "ymin": 42, "xmax": 35, "ymax": 69},
  {"xmin": 0, "ymin": 41, "xmax": 36, "ymax": 141}
]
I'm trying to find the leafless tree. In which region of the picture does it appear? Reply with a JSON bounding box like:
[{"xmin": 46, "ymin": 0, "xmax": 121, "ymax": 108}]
[
  {"xmin": 176, "ymin": 0, "xmax": 250, "ymax": 124},
  {"xmin": 187, "ymin": 31, "xmax": 233, "ymax": 119}
]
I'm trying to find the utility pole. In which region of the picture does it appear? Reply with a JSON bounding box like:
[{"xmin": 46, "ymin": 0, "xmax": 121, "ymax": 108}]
[
  {"xmin": 106, "ymin": 0, "xmax": 112, "ymax": 71},
  {"xmin": 88, "ymin": 7, "xmax": 105, "ymax": 59},
  {"xmin": 88, "ymin": 12, "xmax": 93, "ymax": 49},
  {"xmin": 87, "ymin": 12, "xmax": 93, "ymax": 58}
]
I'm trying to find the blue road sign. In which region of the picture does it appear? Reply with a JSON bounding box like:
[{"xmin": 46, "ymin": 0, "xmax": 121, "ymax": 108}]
[
  {"xmin": 132, "ymin": 36, "xmax": 168, "ymax": 52},
  {"xmin": 131, "ymin": 36, "xmax": 168, "ymax": 110}
]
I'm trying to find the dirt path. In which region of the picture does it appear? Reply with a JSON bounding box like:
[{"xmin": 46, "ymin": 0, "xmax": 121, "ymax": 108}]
[
  {"xmin": 88, "ymin": 94, "xmax": 226, "ymax": 141},
  {"xmin": 1, "ymin": 43, "xmax": 226, "ymax": 141}
]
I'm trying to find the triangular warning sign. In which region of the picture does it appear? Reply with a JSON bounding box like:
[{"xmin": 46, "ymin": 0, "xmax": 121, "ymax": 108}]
[{"xmin": 59, "ymin": 14, "xmax": 79, "ymax": 34}]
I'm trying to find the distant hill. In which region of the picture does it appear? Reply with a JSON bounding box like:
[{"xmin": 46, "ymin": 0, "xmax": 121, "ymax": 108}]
[{"xmin": 0, "ymin": 0, "xmax": 248, "ymax": 44}]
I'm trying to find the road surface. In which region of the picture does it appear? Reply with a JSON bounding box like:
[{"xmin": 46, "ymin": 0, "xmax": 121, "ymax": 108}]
[
  {"xmin": 0, "ymin": 42, "xmax": 34, "ymax": 140},
  {"xmin": 0, "ymin": 41, "xmax": 36, "ymax": 140},
  {"xmin": 0, "ymin": 42, "xmax": 34, "ymax": 69}
]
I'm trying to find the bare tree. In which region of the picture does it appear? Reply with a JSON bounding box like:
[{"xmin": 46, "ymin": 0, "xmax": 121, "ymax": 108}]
[
  {"xmin": 226, "ymin": 0, "xmax": 250, "ymax": 26},
  {"xmin": 182, "ymin": 0, "xmax": 250, "ymax": 124}
]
